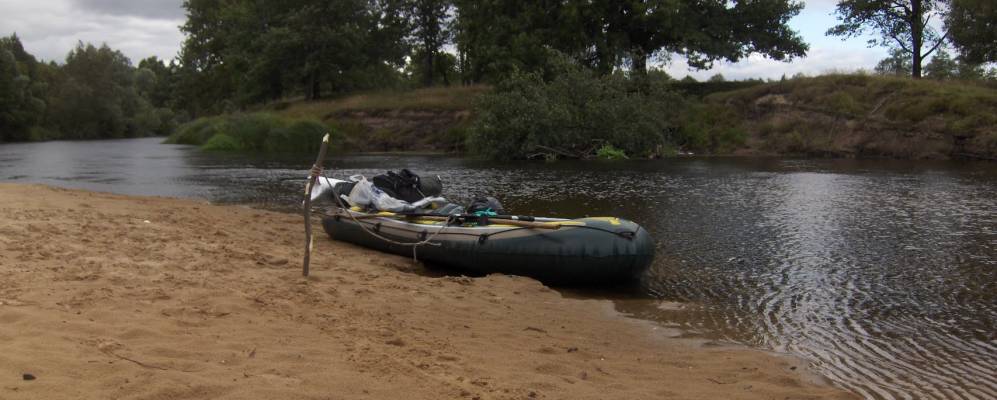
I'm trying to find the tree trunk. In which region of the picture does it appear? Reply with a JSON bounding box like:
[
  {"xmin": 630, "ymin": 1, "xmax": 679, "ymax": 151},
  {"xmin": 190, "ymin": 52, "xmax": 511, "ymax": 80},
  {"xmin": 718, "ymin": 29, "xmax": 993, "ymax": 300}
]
[
  {"xmin": 631, "ymin": 47, "xmax": 647, "ymax": 76},
  {"xmin": 424, "ymin": 50, "xmax": 435, "ymax": 87},
  {"xmin": 306, "ymin": 69, "xmax": 321, "ymax": 100},
  {"xmin": 911, "ymin": 0, "xmax": 923, "ymax": 79}
]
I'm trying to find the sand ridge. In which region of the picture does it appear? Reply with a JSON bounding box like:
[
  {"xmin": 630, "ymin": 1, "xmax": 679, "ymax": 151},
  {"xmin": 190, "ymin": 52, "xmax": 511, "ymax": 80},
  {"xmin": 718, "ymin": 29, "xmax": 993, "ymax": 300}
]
[{"xmin": 0, "ymin": 184, "xmax": 856, "ymax": 399}]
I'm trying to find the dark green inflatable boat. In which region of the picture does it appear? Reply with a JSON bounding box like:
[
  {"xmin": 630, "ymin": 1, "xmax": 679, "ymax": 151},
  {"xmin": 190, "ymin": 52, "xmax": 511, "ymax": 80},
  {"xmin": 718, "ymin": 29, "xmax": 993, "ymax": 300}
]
[{"xmin": 321, "ymin": 208, "xmax": 654, "ymax": 285}]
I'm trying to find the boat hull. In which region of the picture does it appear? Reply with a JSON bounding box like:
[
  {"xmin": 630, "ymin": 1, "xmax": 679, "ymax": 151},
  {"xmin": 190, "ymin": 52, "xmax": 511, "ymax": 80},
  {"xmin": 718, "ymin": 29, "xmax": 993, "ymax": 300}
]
[{"xmin": 321, "ymin": 210, "xmax": 654, "ymax": 285}]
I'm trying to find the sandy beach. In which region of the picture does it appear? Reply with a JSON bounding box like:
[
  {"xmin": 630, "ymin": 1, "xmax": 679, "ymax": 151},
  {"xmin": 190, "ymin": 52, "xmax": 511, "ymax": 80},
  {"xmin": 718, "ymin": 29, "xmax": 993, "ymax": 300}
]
[{"xmin": 0, "ymin": 183, "xmax": 856, "ymax": 399}]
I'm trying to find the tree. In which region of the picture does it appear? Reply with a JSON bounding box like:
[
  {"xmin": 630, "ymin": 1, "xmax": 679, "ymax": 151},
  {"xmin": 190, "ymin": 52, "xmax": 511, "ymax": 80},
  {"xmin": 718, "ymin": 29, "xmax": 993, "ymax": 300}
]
[
  {"xmin": 410, "ymin": 0, "xmax": 452, "ymax": 86},
  {"xmin": 178, "ymin": 0, "xmax": 411, "ymax": 107},
  {"xmin": 708, "ymin": 73, "xmax": 726, "ymax": 82},
  {"xmin": 0, "ymin": 50, "xmax": 44, "ymax": 141},
  {"xmin": 954, "ymin": 57, "xmax": 996, "ymax": 80},
  {"xmin": 452, "ymin": 0, "xmax": 807, "ymax": 82},
  {"xmin": 828, "ymin": 0, "xmax": 947, "ymax": 79},
  {"xmin": 923, "ymin": 48, "xmax": 957, "ymax": 79},
  {"xmin": 0, "ymin": 34, "xmax": 45, "ymax": 141},
  {"xmin": 874, "ymin": 47, "xmax": 913, "ymax": 76},
  {"xmin": 946, "ymin": 0, "xmax": 996, "ymax": 64},
  {"xmin": 46, "ymin": 42, "xmax": 166, "ymax": 139},
  {"xmin": 594, "ymin": 0, "xmax": 808, "ymax": 75}
]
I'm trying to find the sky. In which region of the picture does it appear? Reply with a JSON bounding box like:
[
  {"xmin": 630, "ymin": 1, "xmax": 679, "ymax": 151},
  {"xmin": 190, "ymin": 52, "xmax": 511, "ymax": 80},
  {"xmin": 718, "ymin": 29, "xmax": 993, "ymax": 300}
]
[{"xmin": 0, "ymin": 0, "xmax": 893, "ymax": 80}]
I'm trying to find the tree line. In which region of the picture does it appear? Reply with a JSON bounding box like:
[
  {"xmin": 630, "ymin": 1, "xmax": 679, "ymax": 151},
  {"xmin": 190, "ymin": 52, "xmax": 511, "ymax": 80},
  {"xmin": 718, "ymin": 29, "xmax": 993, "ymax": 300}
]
[
  {"xmin": 3, "ymin": 0, "xmax": 996, "ymax": 143},
  {"xmin": 175, "ymin": 0, "xmax": 811, "ymax": 116},
  {"xmin": 0, "ymin": 35, "xmax": 178, "ymax": 142}
]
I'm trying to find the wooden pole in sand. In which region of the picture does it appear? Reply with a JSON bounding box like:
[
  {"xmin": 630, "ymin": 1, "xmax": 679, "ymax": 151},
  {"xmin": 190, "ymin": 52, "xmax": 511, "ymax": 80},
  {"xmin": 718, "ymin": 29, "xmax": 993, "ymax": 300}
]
[{"xmin": 302, "ymin": 133, "xmax": 331, "ymax": 277}]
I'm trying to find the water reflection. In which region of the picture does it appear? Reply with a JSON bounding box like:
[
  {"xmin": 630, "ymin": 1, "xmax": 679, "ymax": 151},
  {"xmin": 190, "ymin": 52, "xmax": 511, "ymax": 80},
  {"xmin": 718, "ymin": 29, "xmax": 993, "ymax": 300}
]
[{"xmin": 1, "ymin": 138, "xmax": 995, "ymax": 399}]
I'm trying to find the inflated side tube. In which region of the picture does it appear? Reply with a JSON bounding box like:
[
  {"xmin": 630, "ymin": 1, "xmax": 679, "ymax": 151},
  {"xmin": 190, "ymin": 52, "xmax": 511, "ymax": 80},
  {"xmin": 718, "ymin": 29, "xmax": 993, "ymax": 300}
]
[{"xmin": 322, "ymin": 211, "xmax": 654, "ymax": 285}]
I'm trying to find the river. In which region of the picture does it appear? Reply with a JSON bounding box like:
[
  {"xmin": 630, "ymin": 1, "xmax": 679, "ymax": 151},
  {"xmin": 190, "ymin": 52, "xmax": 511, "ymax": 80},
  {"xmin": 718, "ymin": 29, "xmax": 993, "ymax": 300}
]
[{"xmin": 1, "ymin": 137, "xmax": 994, "ymax": 400}]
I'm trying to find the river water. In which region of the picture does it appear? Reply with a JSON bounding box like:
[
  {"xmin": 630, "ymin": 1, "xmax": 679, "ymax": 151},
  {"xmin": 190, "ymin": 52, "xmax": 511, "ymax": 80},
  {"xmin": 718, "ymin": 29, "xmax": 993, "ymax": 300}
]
[{"xmin": 1, "ymin": 137, "xmax": 994, "ymax": 399}]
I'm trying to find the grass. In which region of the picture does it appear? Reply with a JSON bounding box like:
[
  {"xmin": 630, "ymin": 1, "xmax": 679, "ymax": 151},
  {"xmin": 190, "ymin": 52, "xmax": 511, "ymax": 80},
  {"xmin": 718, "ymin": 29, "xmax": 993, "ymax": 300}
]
[
  {"xmin": 165, "ymin": 113, "xmax": 334, "ymax": 153},
  {"xmin": 272, "ymin": 85, "xmax": 490, "ymax": 119},
  {"xmin": 710, "ymin": 74, "xmax": 997, "ymax": 127},
  {"xmin": 704, "ymin": 74, "xmax": 997, "ymax": 158}
]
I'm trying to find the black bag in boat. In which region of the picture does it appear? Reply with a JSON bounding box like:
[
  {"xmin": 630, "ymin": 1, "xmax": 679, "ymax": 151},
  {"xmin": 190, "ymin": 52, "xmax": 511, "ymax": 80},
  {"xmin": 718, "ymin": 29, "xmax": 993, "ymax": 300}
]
[
  {"xmin": 330, "ymin": 180, "xmax": 356, "ymax": 206},
  {"xmin": 371, "ymin": 169, "xmax": 442, "ymax": 202}
]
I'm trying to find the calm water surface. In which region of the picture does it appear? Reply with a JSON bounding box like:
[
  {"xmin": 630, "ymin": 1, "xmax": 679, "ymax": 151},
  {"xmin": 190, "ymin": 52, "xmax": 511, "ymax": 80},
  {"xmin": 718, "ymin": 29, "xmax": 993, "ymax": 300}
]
[{"xmin": 2, "ymin": 138, "xmax": 995, "ymax": 399}]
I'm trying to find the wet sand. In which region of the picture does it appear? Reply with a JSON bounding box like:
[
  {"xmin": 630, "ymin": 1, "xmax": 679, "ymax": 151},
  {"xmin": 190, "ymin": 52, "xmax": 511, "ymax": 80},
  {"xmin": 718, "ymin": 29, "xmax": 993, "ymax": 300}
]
[{"xmin": 0, "ymin": 184, "xmax": 856, "ymax": 399}]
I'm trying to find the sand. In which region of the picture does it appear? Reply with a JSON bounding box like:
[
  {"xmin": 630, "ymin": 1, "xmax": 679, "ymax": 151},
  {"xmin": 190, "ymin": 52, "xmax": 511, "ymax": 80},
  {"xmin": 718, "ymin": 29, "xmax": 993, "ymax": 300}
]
[{"xmin": 0, "ymin": 183, "xmax": 857, "ymax": 399}]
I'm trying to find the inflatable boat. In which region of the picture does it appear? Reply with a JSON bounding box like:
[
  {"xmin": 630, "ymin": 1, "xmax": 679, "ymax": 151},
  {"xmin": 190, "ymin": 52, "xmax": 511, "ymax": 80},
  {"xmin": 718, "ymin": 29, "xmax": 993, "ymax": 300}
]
[{"xmin": 321, "ymin": 208, "xmax": 654, "ymax": 285}]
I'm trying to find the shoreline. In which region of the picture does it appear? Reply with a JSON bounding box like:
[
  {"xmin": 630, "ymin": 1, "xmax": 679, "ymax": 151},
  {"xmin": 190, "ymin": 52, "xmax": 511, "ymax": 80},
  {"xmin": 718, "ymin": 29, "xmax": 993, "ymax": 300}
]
[{"xmin": 0, "ymin": 184, "xmax": 856, "ymax": 399}]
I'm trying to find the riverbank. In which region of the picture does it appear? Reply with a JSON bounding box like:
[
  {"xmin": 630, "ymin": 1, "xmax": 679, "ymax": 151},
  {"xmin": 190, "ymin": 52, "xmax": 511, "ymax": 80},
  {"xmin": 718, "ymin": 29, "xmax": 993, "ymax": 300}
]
[
  {"xmin": 0, "ymin": 184, "xmax": 855, "ymax": 399},
  {"xmin": 166, "ymin": 74, "xmax": 997, "ymax": 160},
  {"xmin": 711, "ymin": 74, "xmax": 997, "ymax": 160}
]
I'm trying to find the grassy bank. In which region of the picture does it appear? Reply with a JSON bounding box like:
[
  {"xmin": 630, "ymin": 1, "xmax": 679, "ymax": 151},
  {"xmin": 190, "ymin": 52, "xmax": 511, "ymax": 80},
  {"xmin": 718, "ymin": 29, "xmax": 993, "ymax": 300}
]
[
  {"xmin": 164, "ymin": 113, "xmax": 330, "ymax": 153},
  {"xmin": 708, "ymin": 74, "xmax": 997, "ymax": 159},
  {"xmin": 168, "ymin": 75, "xmax": 996, "ymax": 160},
  {"xmin": 273, "ymin": 85, "xmax": 487, "ymax": 153},
  {"xmin": 165, "ymin": 86, "xmax": 487, "ymax": 153}
]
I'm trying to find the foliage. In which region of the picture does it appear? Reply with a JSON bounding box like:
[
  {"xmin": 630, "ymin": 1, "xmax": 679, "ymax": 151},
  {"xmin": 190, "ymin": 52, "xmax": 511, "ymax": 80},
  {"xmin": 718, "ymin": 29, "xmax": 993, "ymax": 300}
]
[
  {"xmin": 166, "ymin": 113, "xmax": 333, "ymax": 153},
  {"xmin": 201, "ymin": 133, "xmax": 240, "ymax": 151},
  {"xmin": 177, "ymin": 0, "xmax": 412, "ymax": 116},
  {"xmin": 946, "ymin": 0, "xmax": 996, "ymax": 64},
  {"xmin": 467, "ymin": 54, "xmax": 684, "ymax": 160},
  {"xmin": 0, "ymin": 35, "xmax": 176, "ymax": 142},
  {"xmin": 410, "ymin": 0, "xmax": 453, "ymax": 86},
  {"xmin": 595, "ymin": 144, "xmax": 629, "ymax": 160},
  {"xmin": 708, "ymin": 74, "xmax": 997, "ymax": 157},
  {"xmin": 274, "ymin": 85, "xmax": 489, "ymax": 118},
  {"xmin": 924, "ymin": 49, "xmax": 958, "ymax": 80},
  {"xmin": 675, "ymin": 103, "xmax": 747, "ymax": 153},
  {"xmin": 827, "ymin": 0, "xmax": 947, "ymax": 78},
  {"xmin": 0, "ymin": 45, "xmax": 44, "ymax": 141},
  {"xmin": 874, "ymin": 48, "xmax": 912, "ymax": 76},
  {"xmin": 405, "ymin": 50, "xmax": 459, "ymax": 87},
  {"xmin": 453, "ymin": 0, "xmax": 808, "ymax": 82},
  {"xmin": 877, "ymin": 46, "xmax": 996, "ymax": 81}
]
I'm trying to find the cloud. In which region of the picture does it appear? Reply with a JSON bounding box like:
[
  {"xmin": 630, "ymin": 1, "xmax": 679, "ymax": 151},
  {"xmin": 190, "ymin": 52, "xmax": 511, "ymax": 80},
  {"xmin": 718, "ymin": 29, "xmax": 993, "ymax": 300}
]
[
  {"xmin": 74, "ymin": 0, "xmax": 185, "ymax": 20},
  {"xmin": 0, "ymin": 0, "xmax": 184, "ymax": 63},
  {"xmin": 656, "ymin": 0, "xmax": 890, "ymax": 80},
  {"xmin": 661, "ymin": 46, "xmax": 888, "ymax": 81}
]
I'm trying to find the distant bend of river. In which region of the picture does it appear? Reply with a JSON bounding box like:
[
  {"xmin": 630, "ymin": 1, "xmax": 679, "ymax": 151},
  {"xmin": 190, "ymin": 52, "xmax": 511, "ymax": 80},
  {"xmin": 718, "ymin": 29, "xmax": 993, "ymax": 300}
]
[{"xmin": 1, "ymin": 137, "xmax": 995, "ymax": 400}]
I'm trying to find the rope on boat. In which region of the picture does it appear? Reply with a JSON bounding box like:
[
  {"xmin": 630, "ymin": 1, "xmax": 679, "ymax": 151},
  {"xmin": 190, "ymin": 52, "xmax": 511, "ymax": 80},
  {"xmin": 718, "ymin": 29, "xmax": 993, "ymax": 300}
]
[{"xmin": 319, "ymin": 175, "xmax": 452, "ymax": 263}]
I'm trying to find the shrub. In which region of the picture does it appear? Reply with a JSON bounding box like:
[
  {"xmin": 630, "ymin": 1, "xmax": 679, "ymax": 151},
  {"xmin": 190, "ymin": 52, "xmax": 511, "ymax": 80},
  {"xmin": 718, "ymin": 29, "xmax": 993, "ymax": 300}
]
[
  {"xmin": 201, "ymin": 133, "xmax": 240, "ymax": 151},
  {"xmin": 165, "ymin": 112, "xmax": 334, "ymax": 153},
  {"xmin": 467, "ymin": 56, "xmax": 683, "ymax": 160},
  {"xmin": 595, "ymin": 144, "xmax": 629, "ymax": 160},
  {"xmin": 675, "ymin": 103, "xmax": 746, "ymax": 153}
]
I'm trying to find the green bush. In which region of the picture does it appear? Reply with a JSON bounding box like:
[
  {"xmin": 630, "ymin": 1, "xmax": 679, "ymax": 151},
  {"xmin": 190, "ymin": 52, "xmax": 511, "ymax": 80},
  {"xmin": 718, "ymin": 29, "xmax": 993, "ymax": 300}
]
[
  {"xmin": 201, "ymin": 133, "xmax": 240, "ymax": 151},
  {"xmin": 467, "ymin": 55, "xmax": 683, "ymax": 160},
  {"xmin": 675, "ymin": 103, "xmax": 746, "ymax": 153},
  {"xmin": 595, "ymin": 144, "xmax": 629, "ymax": 160},
  {"xmin": 165, "ymin": 112, "xmax": 334, "ymax": 153}
]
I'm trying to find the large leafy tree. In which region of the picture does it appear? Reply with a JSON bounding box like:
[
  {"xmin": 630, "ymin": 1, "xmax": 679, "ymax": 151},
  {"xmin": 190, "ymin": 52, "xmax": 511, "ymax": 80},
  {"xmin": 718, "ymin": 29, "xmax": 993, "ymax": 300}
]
[
  {"xmin": 595, "ymin": 0, "xmax": 808, "ymax": 75},
  {"xmin": 452, "ymin": 0, "xmax": 807, "ymax": 82},
  {"xmin": 178, "ymin": 0, "xmax": 410, "ymax": 109},
  {"xmin": 946, "ymin": 0, "xmax": 996, "ymax": 64},
  {"xmin": 827, "ymin": 0, "xmax": 947, "ymax": 78},
  {"xmin": 0, "ymin": 34, "xmax": 45, "ymax": 141},
  {"xmin": 410, "ymin": 0, "xmax": 452, "ymax": 86}
]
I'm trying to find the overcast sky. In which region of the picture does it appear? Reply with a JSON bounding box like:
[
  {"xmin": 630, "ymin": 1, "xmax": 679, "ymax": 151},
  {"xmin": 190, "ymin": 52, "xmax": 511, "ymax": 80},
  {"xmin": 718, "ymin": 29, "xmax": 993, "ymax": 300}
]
[{"xmin": 0, "ymin": 0, "xmax": 892, "ymax": 80}]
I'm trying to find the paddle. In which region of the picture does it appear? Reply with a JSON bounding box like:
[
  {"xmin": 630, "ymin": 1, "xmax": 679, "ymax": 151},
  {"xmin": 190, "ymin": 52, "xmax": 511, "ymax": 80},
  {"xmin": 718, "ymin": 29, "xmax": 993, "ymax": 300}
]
[
  {"xmin": 333, "ymin": 210, "xmax": 561, "ymax": 230},
  {"xmin": 302, "ymin": 133, "xmax": 331, "ymax": 277}
]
